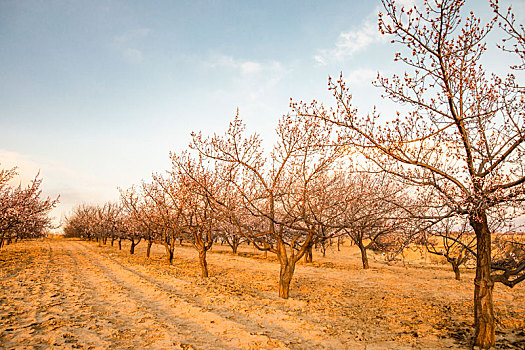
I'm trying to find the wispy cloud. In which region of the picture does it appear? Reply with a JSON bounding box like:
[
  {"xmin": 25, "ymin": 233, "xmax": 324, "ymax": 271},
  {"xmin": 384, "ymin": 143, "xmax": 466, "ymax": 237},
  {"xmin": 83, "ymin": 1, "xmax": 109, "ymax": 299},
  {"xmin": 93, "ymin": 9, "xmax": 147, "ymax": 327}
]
[
  {"xmin": 240, "ymin": 61, "xmax": 262, "ymax": 75},
  {"xmin": 202, "ymin": 53, "xmax": 288, "ymax": 100},
  {"xmin": 314, "ymin": 7, "xmax": 385, "ymax": 65},
  {"xmin": 121, "ymin": 48, "xmax": 144, "ymax": 63},
  {"xmin": 346, "ymin": 68, "xmax": 378, "ymax": 86},
  {"xmin": 195, "ymin": 53, "xmax": 292, "ymax": 136},
  {"xmin": 397, "ymin": 0, "xmax": 417, "ymax": 7},
  {"xmin": 203, "ymin": 54, "xmax": 282, "ymax": 77},
  {"xmin": 111, "ymin": 28, "xmax": 151, "ymax": 63}
]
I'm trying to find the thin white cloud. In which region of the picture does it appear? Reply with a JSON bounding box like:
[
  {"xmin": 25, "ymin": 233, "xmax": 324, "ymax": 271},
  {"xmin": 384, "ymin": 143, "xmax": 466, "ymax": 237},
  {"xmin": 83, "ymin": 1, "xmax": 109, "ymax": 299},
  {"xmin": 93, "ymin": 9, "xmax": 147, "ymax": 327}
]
[
  {"xmin": 202, "ymin": 54, "xmax": 288, "ymax": 96},
  {"xmin": 198, "ymin": 53, "xmax": 291, "ymax": 137},
  {"xmin": 111, "ymin": 28, "xmax": 151, "ymax": 63},
  {"xmin": 122, "ymin": 48, "xmax": 144, "ymax": 64},
  {"xmin": 396, "ymin": 0, "xmax": 417, "ymax": 7},
  {"xmin": 203, "ymin": 54, "xmax": 281, "ymax": 77},
  {"xmin": 241, "ymin": 61, "xmax": 262, "ymax": 74},
  {"xmin": 112, "ymin": 28, "xmax": 151, "ymax": 45},
  {"xmin": 314, "ymin": 7, "xmax": 385, "ymax": 65},
  {"xmin": 346, "ymin": 68, "xmax": 378, "ymax": 86}
]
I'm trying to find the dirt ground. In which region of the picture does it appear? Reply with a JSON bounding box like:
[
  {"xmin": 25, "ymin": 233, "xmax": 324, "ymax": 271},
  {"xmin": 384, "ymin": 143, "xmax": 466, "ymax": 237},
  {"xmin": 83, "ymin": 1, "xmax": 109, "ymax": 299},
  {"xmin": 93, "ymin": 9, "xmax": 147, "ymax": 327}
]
[{"xmin": 0, "ymin": 238, "xmax": 524, "ymax": 349}]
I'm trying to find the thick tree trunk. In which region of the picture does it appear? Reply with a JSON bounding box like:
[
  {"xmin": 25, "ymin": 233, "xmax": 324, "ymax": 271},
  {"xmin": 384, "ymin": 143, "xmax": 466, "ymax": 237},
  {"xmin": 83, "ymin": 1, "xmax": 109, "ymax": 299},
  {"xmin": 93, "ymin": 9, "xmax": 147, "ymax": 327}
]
[
  {"xmin": 358, "ymin": 241, "xmax": 369, "ymax": 269},
  {"xmin": 199, "ymin": 249, "xmax": 208, "ymax": 277},
  {"xmin": 130, "ymin": 240, "xmax": 137, "ymax": 255},
  {"xmin": 232, "ymin": 242, "xmax": 239, "ymax": 255},
  {"xmin": 279, "ymin": 262, "xmax": 295, "ymax": 299},
  {"xmin": 111, "ymin": 236, "xmax": 115, "ymax": 247},
  {"xmin": 146, "ymin": 239, "xmax": 153, "ymax": 258},
  {"xmin": 118, "ymin": 238, "xmax": 122, "ymax": 250},
  {"xmin": 470, "ymin": 211, "xmax": 495, "ymax": 349}
]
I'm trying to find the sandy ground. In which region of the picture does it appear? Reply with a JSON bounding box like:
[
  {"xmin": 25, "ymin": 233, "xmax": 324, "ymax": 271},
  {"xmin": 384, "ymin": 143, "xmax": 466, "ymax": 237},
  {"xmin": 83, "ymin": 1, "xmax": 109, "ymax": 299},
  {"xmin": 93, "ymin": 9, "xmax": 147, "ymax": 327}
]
[{"xmin": 0, "ymin": 238, "xmax": 524, "ymax": 349}]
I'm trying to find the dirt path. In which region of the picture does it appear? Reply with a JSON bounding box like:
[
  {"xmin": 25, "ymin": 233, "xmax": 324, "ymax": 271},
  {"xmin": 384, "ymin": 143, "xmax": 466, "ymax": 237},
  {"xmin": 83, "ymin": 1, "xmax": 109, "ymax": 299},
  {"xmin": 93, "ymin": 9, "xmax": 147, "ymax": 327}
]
[{"xmin": 1, "ymin": 238, "xmax": 524, "ymax": 349}]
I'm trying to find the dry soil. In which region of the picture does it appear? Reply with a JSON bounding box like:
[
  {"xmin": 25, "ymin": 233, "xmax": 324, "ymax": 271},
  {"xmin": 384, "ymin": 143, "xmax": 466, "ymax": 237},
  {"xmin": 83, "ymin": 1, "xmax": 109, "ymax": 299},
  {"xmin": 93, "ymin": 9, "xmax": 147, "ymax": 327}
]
[{"xmin": 0, "ymin": 238, "xmax": 524, "ymax": 349}]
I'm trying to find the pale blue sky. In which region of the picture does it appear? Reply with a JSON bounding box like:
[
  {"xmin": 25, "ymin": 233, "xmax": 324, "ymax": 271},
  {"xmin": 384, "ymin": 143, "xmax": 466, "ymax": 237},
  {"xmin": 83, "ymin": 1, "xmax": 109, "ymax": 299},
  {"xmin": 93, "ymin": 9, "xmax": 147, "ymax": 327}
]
[{"xmin": 1, "ymin": 0, "xmax": 523, "ymax": 227}]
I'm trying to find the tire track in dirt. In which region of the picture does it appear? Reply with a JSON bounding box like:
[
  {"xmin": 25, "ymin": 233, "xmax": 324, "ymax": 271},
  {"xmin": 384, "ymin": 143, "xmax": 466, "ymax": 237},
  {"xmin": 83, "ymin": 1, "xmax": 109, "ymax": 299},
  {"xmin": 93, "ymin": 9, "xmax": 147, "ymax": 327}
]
[
  {"xmin": 36, "ymin": 241, "xmax": 112, "ymax": 348},
  {"xmin": 77, "ymin": 241, "xmax": 353, "ymax": 349},
  {"xmin": 83, "ymin": 244, "xmax": 320, "ymax": 346},
  {"xmin": 0, "ymin": 241, "xmax": 110, "ymax": 349},
  {"xmin": 70, "ymin": 240, "xmax": 288, "ymax": 349},
  {"xmin": 1, "ymin": 241, "xmax": 48, "ymax": 348},
  {"xmin": 151, "ymin": 244, "xmax": 468, "ymax": 348},
  {"xmin": 65, "ymin": 240, "xmax": 228, "ymax": 349},
  {"xmin": 60, "ymin": 240, "xmax": 187, "ymax": 349}
]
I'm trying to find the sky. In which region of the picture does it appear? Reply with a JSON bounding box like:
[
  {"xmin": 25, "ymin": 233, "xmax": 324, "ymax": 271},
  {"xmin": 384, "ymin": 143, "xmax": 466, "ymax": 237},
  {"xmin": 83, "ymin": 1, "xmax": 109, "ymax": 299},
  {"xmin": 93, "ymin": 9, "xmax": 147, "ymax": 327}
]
[{"xmin": 1, "ymin": 0, "xmax": 524, "ymax": 229}]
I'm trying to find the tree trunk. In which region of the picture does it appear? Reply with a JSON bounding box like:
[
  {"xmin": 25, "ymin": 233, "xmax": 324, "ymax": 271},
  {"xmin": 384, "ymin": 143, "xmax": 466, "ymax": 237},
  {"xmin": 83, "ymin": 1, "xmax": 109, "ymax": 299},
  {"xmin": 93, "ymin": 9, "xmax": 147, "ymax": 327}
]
[
  {"xmin": 232, "ymin": 242, "xmax": 239, "ymax": 255},
  {"xmin": 358, "ymin": 241, "xmax": 369, "ymax": 269},
  {"xmin": 118, "ymin": 238, "xmax": 122, "ymax": 250},
  {"xmin": 130, "ymin": 240, "xmax": 136, "ymax": 255},
  {"xmin": 199, "ymin": 249, "xmax": 208, "ymax": 277},
  {"xmin": 164, "ymin": 242, "xmax": 175, "ymax": 265},
  {"xmin": 179, "ymin": 238, "xmax": 183, "ymax": 246},
  {"xmin": 146, "ymin": 239, "xmax": 153, "ymax": 258},
  {"xmin": 448, "ymin": 258, "xmax": 461, "ymax": 281},
  {"xmin": 304, "ymin": 244, "xmax": 313, "ymax": 263},
  {"xmin": 111, "ymin": 236, "xmax": 115, "ymax": 247},
  {"xmin": 470, "ymin": 211, "xmax": 495, "ymax": 349},
  {"xmin": 279, "ymin": 262, "xmax": 295, "ymax": 299}
]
